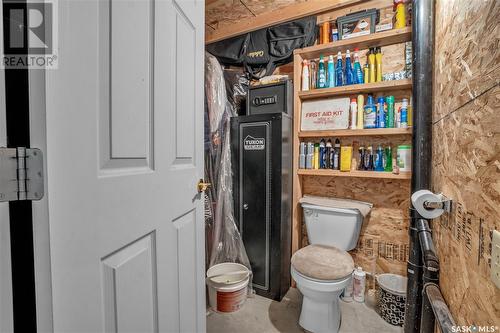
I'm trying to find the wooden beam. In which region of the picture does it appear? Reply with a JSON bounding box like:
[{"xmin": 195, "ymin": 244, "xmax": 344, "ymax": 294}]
[{"xmin": 205, "ymin": 0, "xmax": 362, "ymax": 44}]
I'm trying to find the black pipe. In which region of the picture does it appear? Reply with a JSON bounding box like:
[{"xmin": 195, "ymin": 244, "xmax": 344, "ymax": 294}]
[
  {"xmin": 417, "ymin": 219, "xmax": 439, "ymax": 333},
  {"xmin": 405, "ymin": 0, "xmax": 435, "ymax": 331},
  {"xmin": 423, "ymin": 283, "xmax": 456, "ymax": 333}
]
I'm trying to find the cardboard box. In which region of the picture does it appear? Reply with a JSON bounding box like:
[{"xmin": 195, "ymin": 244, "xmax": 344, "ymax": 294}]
[{"xmin": 301, "ymin": 97, "xmax": 350, "ymax": 131}]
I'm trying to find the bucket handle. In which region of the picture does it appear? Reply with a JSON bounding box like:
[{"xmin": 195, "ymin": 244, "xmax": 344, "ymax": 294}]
[{"xmin": 207, "ymin": 270, "xmax": 250, "ymax": 284}]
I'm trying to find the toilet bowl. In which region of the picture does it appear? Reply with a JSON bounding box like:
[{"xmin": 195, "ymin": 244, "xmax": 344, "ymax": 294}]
[{"xmin": 292, "ymin": 196, "xmax": 372, "ymax": 333}]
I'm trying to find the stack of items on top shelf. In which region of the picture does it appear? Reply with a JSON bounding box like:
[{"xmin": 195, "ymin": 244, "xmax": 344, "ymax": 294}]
[{"xmin": 298, "ymin": 139, "xmax": 411, "ymax": 174}]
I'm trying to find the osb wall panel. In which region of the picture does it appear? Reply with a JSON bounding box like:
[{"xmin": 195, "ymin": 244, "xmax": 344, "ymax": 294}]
[
  {"xmin": 302, "ymin": 176, "xmax": 411, "ymax": 276},
  {"xmin": 432, "ymin": 0, "xmax": 500, "ymax": 326}
]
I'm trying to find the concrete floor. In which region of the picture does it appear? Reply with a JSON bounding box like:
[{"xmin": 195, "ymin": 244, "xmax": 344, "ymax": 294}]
[{"xmin": 207, "ymin": 288, "xmax": 403, "ymax": 333}]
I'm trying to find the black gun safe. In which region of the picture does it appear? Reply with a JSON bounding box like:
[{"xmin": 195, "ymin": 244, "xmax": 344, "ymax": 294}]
[{"xmin": 230, "ymin": 112, "xmax": 292, "ymax": 301}]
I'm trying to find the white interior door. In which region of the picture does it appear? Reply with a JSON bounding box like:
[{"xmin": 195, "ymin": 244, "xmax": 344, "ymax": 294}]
[{"xmin": 39, "ymin": 0, "xmax": 205, "ymax": 331}]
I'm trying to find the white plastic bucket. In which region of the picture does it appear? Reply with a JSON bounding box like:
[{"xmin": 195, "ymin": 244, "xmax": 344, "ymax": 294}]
[{"xmin": 206, "ymin": 263, "xmax": 250, "ymax": 313}]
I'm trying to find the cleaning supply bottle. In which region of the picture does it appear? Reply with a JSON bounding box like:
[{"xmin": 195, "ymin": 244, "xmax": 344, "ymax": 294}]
[
  {"xmin": 327, "ymin": 55, "xmax": 335, "ymax": 88},
  {"xmin": 313, "ymin": 143, "xmax": 320, "ymax": 169},
  {"xmin": 384, "ymin": 146, "xmax": 393, "ymax": 172},
  {"xmin": 368, "ymin": 48, "xmax": 376, "ymax": 83},
  {"xmin": 345, "ymin": 49, "xmax": 354, "ymax": 85},
  {"xmin": 363, "ymin": 95, "xmax": 377, "ymax": 129},
  {"xmin": 335, "ymin": 51, "xmax": 344, "ymax": 87},
  {"xmin": 376, "ymin": 96, "xmax": 386, "ymax": 128},
  {"xmin": 375, "ymin": 145, "xmax": 384, "ymax": 171},
  {"xmin": 353, "ymin": 267, "xmax": 366, "ymax": 302},
  {"xmin": 325, "ymin": 139, "xmax": 332, "ymax": 168},
  {"xmin": 408, "ymin": 96, "xmax": 413, "ymax": 127},
  {"xmin": 301, "ymin": 60, "xmax": 310, "ymax": 91},
  {"xmin": 386, "ymin": 96, "xmax": 395, "ymax": 128},
  {"xmin": 358, "ymin": 145, "xmax": 365, "ymax": 170},
  {"xmin": 350, "ymin": 98, "xmax": 357, "ymax": 129},
  {"xmin": 375, "ymin": 47, "xmax": 383, "ymax": 82},
  {"xmin": 394, "ymin": 0, "xmax": 407, "ymax": 29},
  {"xmin": 353, "ymin": 48, "xmax": 364, "ymax": 84},
  {"xmin": 363, "ymin": 64, "xmax": 369, "ymax": 84},
  {"xmin": 356, "ymin": 94, "xmax": 364, "ymax": 129},
  {"xmin": 318, "ymin": 55, "xmax": 327, "ymax": 88},
  {"xmin": 319, "ymin": 139, "xmax": 326, "ymax": 169},
  {"xmin": 401, "ymin": 98, "xmax": 409, "ymax": 128},
  {"xmin": 306, "ymin": 142, "xmax": 314, "ymax": 169},
  {"xmin": 310, "ymin": 61, "xmax": 317, "ymax": 89},
  {"xmin": 333, "ymin": 138, "xmax": 341, "ymax": 170}
]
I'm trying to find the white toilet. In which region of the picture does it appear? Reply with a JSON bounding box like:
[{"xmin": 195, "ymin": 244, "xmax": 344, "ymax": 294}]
[{"xmin": 291, "ymin": 196, "xmax": 372, "ymax": 333}]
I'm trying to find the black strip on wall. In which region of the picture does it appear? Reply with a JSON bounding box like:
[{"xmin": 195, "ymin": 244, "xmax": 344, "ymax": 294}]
[{"xmin": 3, "ymin": 0, "xmax": 37, "ymax": 331}]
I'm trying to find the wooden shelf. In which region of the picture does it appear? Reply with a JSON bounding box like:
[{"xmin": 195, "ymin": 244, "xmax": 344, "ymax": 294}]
[
  {"xmin": 297, "ymin": 169, "xmax": 412, "ymax": 180},
  {"xmin": 298, "ymin": 79, "xmax": 412, "ymax": 100},
  {"xmin": 294, "ymin": 27, "xmax": 412, "ymax": 59},
  {"xmin": 298, "ymin": 128, "xmax": 412, "ymax": 138}
]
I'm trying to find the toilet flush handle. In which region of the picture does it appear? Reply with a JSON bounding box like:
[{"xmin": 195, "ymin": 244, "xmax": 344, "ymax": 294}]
[{"xmin": 243, "ymin": 203, "xmax": 249, "ymax": 210}]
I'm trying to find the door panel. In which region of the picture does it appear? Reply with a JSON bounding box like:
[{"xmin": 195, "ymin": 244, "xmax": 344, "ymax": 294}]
[{"xmin": 41, "ymin": 0, "xmax": 205, "ymax": 331}]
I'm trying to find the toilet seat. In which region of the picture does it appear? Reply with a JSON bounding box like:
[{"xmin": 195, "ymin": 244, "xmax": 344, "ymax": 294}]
[{"xmin": 291, "ymin": 244, "xmax": 354, "ymax": 281}]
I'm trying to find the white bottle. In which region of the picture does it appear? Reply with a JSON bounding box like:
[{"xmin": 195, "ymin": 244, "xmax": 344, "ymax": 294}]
[
  {"xmin": 353, "ymin": 266, "xmax": 366, "ymax": 303},
  {"xmin": 302, "ymin": 60, "xmax": 310, "ymax": 91},
  {"xmin": 350, "ymin": 98, "xmax": 357, "ymax": 129}
]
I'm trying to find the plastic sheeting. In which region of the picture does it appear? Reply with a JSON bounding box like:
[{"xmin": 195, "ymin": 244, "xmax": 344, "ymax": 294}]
[{"xmin": 204, "ymin": 52, "xmax": 253, "ymax": 295}]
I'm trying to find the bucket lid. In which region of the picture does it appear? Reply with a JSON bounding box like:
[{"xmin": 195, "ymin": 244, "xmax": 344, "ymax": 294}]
[{"xmin": 377, "ymin": 273, "xmax": 407, "ymax": 296}]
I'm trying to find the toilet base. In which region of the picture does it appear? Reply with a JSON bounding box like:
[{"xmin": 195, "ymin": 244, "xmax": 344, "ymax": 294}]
[{"xmin": 299, "ymin": 293, "xmax": 342, "ymax": 333}]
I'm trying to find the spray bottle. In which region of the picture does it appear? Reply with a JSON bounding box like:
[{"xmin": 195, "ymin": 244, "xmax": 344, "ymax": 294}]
[
  {"xmin": 327, "ymin": 55, "xmax": 335, "ymax": 88},
  {"xmin": 353, "ymin": 48, "xmax": 364, "ymax": 84},
  {"xmin": 318, "ymin": 55, "xmax": 327, "ymax": 89},
  {"xmin": 335, "ymin": 51, "xmax": 344, "ymax": 87},
  {"xmin": 345, "ymin": 49, "xmax": 354, "ymax": 85}
]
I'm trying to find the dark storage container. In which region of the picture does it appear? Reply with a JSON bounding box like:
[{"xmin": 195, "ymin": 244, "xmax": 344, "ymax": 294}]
[
  {"xmin": 247, "ymin": 80, "xmax": 293, "ymax": 116},
  {"xmin": 230, "ymin": 113, "xmax": 292, "ymax": 301}
]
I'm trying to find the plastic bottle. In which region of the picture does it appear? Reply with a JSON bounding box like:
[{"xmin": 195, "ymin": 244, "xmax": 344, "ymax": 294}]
[
  {"xmin": 408, "ymin": 96, "xmax": 413, "ymax": 127},
  {"xmin": 394, "ymin": 0, "xmax": 407, "ymax": 29},
  {"xmin": 375, "ymin": 47, "xmax": 383, "ymax": 82},
  {"xmin": 401, "ymin": 98, "xmax": 409, "ymax": 128},
  {"xmin": 363, "ymin": 95, "xmax": 377, "ymax": 129},
  {"xmin": 375, "ymin": 145, "xmax": 384, "ymax": 171},
  {"xmin": 350, "ymin": 99, "xmax": 357, "ymax": 129},
  {"xmin": 357, "ymin": 94, "xmax": 364, "ymax": 129},
  {"xmin": 345, "ymin": 49, "xmax": 354, "ymax": 85},
  {"xmin": 301, "ymin": 60, "xmax": 310, "ymax": 91},
  {"xmin": 325, "ymin": 139, "xmax": 332, "ymax": 169},
  {"xmin": 313, "ymin": 143, "xmax": 320, "ymax": 169},
  {"xmin": 364, "ymin": 146, "xmax": 374, "ymax": 171},
  {"xmin": 368, "ymin": 48, "xmax": 376, "ymax": 83},
  {"xmin": 322, "ymin": 21, "xmax": 330, "ymax": 44},
  {"xmin": 384, "ymin": 146, "xmax": 393, "ymax": 172},
  {"xmin": 353, "ymin": 48, "xmax": 364, "ymax": 84},
  {"xmin": 327, "ymin": 55, "xmax": 335, "ymax": 88},
  {"xmin": 358, "ymin": 145, "xmax": 365, "ymax": 170},
  {"xmin": 353, "ymin": 267, "xmax": 366, "ymax": 303},
  {"xmin": 363, "ymin": 64, "xmax": 369, "ymax": 84},
  {"xmin": 385, "ymin": 96, "xmax": 395, "ymax": 128},
  {"xmin": 333, "ymin": 139, "xmax": 341, "ymax": 170},
  {"xmin": 342, "ymin": 273, "xmax": 354, "ymax": 302},
  {"xmin": 306, "ymin": 142, "xmax": 314, "ymax": 169},
  {"xmin": 310, "ymin": 61, "xmax": 317, "ymax": 89},
  {"xmin": 299, "ymin": 142, "xmax": 306, "ymax": 169},
  {"xmin": 335, "ymin": 51, "xmax": 344, "ymax": 87},
  {"xmin": 318, "ymin": 55, "xmax": 327, "ymax": 89},
  {"xmin": 376, "ymin": 96, "xmax": 386, "ymax": 128},
  {"xmin": 319, "ymin": 139, "xmax": 326, "ymax": 169}
]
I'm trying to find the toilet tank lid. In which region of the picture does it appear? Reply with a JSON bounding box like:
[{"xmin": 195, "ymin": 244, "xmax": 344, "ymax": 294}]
[{"xmin": 300, "ymin": 195, "xmax": 373, "ymax": 218}]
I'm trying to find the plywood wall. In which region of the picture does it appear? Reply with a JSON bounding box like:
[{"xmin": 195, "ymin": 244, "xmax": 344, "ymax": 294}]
[{"xmin": 432, "ymin": 0, "xmax": 500, "ymax": 326}]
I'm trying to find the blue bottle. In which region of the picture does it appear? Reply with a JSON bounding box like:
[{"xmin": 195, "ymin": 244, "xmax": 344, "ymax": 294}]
[
  {"xmin": 345, "ymin": 49, "xmax": 354, "ymax": 85},
  {"xmin": 364, "ymin": 95, "xmax": 377, "ymax": 129},
  {"xmin": 375, "ymin": 145, "xmax": 384, "ymax": 171},
  {"xmin": 319, "ymin": 139, "xmax": 326, "ymax": 168},
  {"xmin": 353, "ymin": 48, "xmax": 364, "ymax": 84},
  {"xmin": 327, "ymin": 55, "xmax": 335, "ymax": 88},
  {"xmin": 335, "ymin": 51, "xmax": 344, "ymax": 87},
  {"xmin": 318, "ymin": 55, "xmax": 327, "ymax": 89},
  {"xmin": 376, "ymin": 97, "xmax": 386, "ymax": 128}
]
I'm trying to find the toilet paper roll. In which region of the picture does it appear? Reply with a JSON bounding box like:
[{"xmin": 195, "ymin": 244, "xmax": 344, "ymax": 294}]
[{"xmin": 411, "ymin": 190, "xmax": 445, "ymax": 219}]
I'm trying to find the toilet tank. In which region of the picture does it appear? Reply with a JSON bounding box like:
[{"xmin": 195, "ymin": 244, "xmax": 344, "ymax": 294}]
[{"xmin": 301, "ymin": 203, "xmax": 364, "ymax": 251}]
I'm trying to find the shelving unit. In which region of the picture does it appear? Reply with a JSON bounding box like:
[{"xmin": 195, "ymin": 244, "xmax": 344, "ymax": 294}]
[
  {"xmin": 291, "ymin": 21, "xmax": 414, "ymax": 264},
  {"xmin": 297, "ymin": 169, "xmax": 412, "ymax": 180}
]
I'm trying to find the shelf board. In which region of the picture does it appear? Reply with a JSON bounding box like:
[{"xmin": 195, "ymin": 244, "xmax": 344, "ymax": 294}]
[
  {"xmin": 297, "ymin": 169, "xmax": 412, "ymax": 180},
  {"xmin": 298, "ymin": 128, "xmax": 412, "ymax": 138},
  {"xmin": 299, "ymin": 79, "xmax": 412, "ymax": 100},
  {"xmin": 295, "ymin": 27, "xmax": 412, "ymax": 59}
]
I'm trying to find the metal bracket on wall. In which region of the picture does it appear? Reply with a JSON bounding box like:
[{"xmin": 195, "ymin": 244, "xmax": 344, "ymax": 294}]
[{"xmin": 0, "ymin": 147, "xmax": 44, "ymax": 202}]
